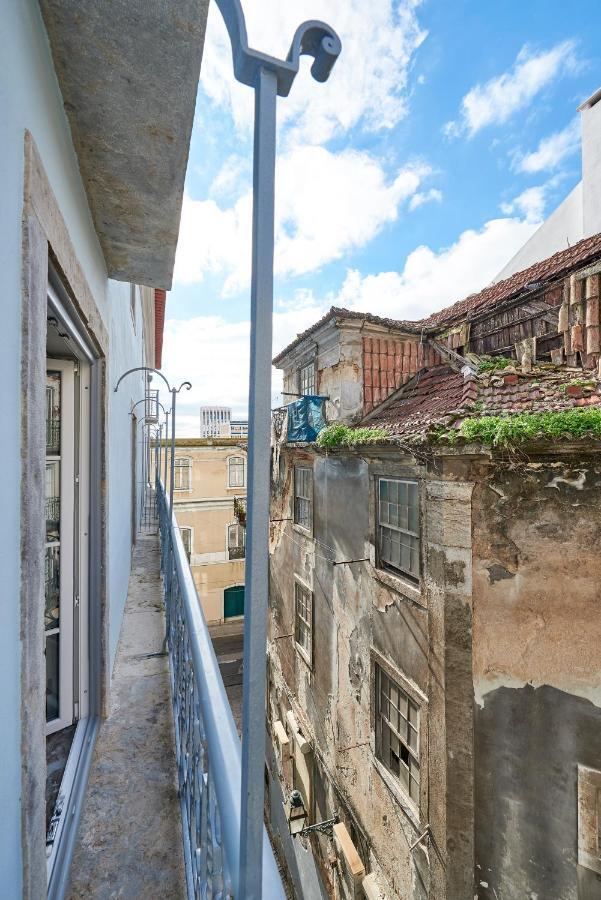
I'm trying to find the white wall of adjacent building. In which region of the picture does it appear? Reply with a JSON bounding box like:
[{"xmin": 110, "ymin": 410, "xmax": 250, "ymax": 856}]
[{"xmin": 496, "ymin": 88, "xmax": 601, "ymax": 281}]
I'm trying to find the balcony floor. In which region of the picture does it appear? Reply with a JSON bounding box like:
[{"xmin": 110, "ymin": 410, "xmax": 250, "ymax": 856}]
[{"xmin": 68, "ymin": 529, "xmax": 185, "ymax": 899}]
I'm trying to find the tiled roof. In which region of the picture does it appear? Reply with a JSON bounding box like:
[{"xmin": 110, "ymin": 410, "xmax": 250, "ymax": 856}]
[
  {"xmin": 272, "ymin": 306, "xmax": 423, "ymax": 366},
  {"xmin": 365, "ymin": 364, "xmax": 601, "ymax": 442},
  {"xmin": 366, "ymin": 366, "xmax": 467, "ymax": 439},
  {"xmin": 419, "ymin": 232, "xmax": 601, "ymax": 328},
  {"xmin": 273, "ymin": 234, "xmax": 601, "ymax": 366}
]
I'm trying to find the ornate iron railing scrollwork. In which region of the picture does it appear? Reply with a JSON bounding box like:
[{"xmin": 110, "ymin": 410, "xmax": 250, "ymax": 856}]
[{"xmin": 156, "ymin": 479, "xmax": 284, "ymax": 898}]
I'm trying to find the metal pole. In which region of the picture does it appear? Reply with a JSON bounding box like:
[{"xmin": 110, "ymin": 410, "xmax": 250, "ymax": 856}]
[
  {"xmin": 169, "ymin": 388, "xmax": 176, "ymax": 518},
  {"xmin": 239, "ymin": 65, "xmax": 278, "ymax": 899},
  {"xmin": 164, "ymin": 410, "xmax": 170, "ymax": 490}
]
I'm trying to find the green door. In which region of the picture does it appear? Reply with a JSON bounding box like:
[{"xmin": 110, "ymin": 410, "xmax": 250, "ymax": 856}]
[{"xmin": 224, "ymin": 585, "xmax": 245, "ymax": 619}]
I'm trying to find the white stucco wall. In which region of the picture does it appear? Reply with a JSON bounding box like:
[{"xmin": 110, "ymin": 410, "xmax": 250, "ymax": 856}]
[
  {"xmin": 496, "ymin": 88, "xmax": 601, "ymax": 282},
  {"xmin": 495, "ymin": 183, "xmax": 584, "ymax": 282},
  {"xmin": 0, "ymin": 1, "xmax": 147, "ymax": 891},
  {"xmin": 582, "ymin": 94, "xmax": 601, "ymax": 238}
]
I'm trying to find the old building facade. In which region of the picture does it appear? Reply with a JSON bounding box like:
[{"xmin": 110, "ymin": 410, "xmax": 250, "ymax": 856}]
[
  {"xmin": 168, "ymin": 438, "xmax": 247, "ymax": 624},
  {"xmin": 267, "ymin": 233, "xmax": 601, "ymax": 899}
]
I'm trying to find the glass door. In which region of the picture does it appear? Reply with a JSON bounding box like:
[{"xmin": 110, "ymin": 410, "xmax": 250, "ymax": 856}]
[{"xmin": 45, "ymin": 362, "xmax": 75, "ymax": 736}]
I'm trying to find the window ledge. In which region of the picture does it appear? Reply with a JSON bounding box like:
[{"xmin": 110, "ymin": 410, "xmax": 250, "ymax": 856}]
[
  {"xmin": 292, "ymin": 523, "xmax": 313, "ymax": 539},
  {"xmin": 372, "ymin": 567, "xmax": 426, "ymax": 609},
  {"xmin": 373, "ymin": 758, "xmax": 421, "ymax": 831}
]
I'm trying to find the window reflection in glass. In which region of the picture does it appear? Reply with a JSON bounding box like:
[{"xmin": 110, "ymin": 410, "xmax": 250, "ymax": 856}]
[
  {"xmin": 46, "ymin": 633, "xmax": 60, "ymax": 721},
  {"xmin": 46, "ymin": 372, "xmax": 61, "ymax": 455},
  {"xmin": 45, "ymin": 461, "xmax": 60, "ymax": 542},
  {"xmin": 45, "ymin": 546, "xmax": 60, "ymax": 630}
]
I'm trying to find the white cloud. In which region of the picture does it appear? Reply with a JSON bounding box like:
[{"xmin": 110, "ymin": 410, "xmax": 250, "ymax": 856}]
[
  {"xmin": 513, "ymin": 116, "xmax": 580, "ymax": 173},
  {"xmin": 445, "ymin": 41, "xmax": 579, "ymax": 138},
  {"xmin": 500, "ymin": 186, "xmax": 547, "ymax": 223},
  {"xmin": 165, "ymin": 213, "xmax": 540, "ymax": 430},
  {"xmin": 199, "ymin": 0, "xmax": 427, "ymax": 146},
  {"xmin": 408, "ymin": 188, "xmax": 443, "ymax": 211},
  {"xmin": 310, "ymin": 215, "xmax": 539, "ymax": 320},
  {"xmin": 174, "ymin": 147, "xmax": 432, "ymax": 293}
]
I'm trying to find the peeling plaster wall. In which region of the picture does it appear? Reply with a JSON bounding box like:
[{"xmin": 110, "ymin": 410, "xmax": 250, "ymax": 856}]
[
  {"xmin": 471, "ymin": 456, "xmax": 601, "ymax": 899},
  {"xmin": 268, "ymin": 448, "xmax": 476, "ymax": 899}
]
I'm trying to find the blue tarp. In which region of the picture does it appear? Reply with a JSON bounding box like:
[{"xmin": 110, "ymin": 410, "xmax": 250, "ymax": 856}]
[{"xmin": 287, "ymin": 396, "xmax": 326, "ymax": 443}]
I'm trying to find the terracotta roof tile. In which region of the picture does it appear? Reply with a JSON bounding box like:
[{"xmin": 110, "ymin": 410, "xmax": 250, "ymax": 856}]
[
  {"xmin": 364, "ymin": 364, "xmax": 601, "ymax": 442},
  {"xmin": 419, "ymin": 232, "xmax": 601, "ymax": 328}
]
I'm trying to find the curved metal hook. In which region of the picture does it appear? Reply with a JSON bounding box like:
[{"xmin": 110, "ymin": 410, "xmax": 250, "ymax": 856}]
[
  {"xmin": 214, "ymin": 0, "xmax": 341, "ymax": 97},
  {"xmin": 130, "ymin": 397, "xmax": 170, "ymax": 417},
  {"xmin": 176, "ymin": 381, "xmax": 192, "ymax": 393},
  {"xmin": 114, "ymin": 366, "xmax": 172, "ymax": 393}
]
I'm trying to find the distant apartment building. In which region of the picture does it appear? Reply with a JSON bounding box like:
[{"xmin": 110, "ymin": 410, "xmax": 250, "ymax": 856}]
[
  {"xmin": 167, "ymin": 438, "xmax": 247, "ymax": 623},
  {"xmin": 230, "ymin": 419, "xmax": 249, "ymax": 437},
  {"xmin": 200, "ymin": 406, "xmax": 231, "ymax": 437}
]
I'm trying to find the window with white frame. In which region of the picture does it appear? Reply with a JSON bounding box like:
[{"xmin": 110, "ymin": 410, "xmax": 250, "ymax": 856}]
[
  {"xmin": 377, "ymin": 478, "xmax": 419, "ymax": 581},
  {"xmin": 227, "ymin": 523, "xmax": 246, "ymax": 560},
  {"xmin": 294, "ymin": 581, "xmax": 313, "ymax": 665},
  {"xmin": 375, "ymin": 663, "xmax": 420, "ymax": 804},
  {"xmin": 299, "ymin": 361, "xmax": 315, "ymax": 396},
  {"xmin": 174, "ymin": 457, "xmax": 191, "ymax": 491},
  {"xmin": 228, "ymin": 456, "xmax": 245, "ymax": 488},
  {"xmin": 294, "ymin": 466, "xmax": 313, "ymax": 532},
  {"xmin": 180, "ymin": 527, "xmax": 192, "ymax": 561}
]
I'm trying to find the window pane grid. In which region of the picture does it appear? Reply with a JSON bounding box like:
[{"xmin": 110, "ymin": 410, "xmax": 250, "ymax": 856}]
[
  {"xmin": 377, "ymin": 478, "xmax": 419, "ymax": 579},
  {"xmin": 294, "ymin": 467, "xmax": 312, "ymax": 530},
  {"xmin": 229, "ymin": 456, "xmax": 245, "ymax": 487},
  {"xmin": 174, "ymin": 458, "xmax": 190, "ymax": 490},
  {"xmin": 376, "ymin": 665, "xmax": 420, "ymax": 804},
  {"xmin": 300, "ymin": 362, "xmax": 315, "ymax": 396},
  {"xmin": 294, "ymin": 582, "xmax": 312, "ymax": 662}
]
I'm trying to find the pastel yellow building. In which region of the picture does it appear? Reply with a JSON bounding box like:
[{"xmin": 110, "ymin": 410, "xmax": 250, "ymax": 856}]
[{"xmin": 166, "ymin": 438, "xmax": 247, "ymax": 624}]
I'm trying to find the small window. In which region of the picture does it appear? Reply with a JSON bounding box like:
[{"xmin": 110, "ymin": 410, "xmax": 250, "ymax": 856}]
[
  {"xmin": 174, "ymin": 458, "xmax": 191, "ymax": 491},
  {"xmin": 294, "ymin": 581, "xmax": 313, "ymax": 665},
  {"xmin": 228, "ymin": 456, "xmax": 245, "ymax": 488},
  {"xmin": 375, "ymin": 664, "xmax": 420, "ymax": 804},
  {"xmin": 299, "ymin": 361, "xmax": 315, "ymax": 396},
  {"xmin": 377, "ymin": 478, "xmax": 419, "ymax": 581},
  {"xmin": 179, "ymin": 527, "xmax": 192, "ymax": 562},
  {"xmin": 228, "ymin": 523, "xmax": 246, "ymax": 560},
  {"xmin": 294, "ymin": 466, "xmax": 313, "ymax": 532}
]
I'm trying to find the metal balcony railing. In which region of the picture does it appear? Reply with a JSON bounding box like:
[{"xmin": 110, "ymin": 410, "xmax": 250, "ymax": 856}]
[{"xmin": 156, "ymin": 479, "xmax": 285, "ymax": 899}]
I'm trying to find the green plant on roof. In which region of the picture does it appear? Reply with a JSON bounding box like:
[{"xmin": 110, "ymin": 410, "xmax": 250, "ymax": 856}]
[
  {"xmin": 316, "ymin": 423, "xmax": 389, "ymax": 448},
  {"xmin": 436, "ymin": 407, "xmax": 601, "ymax": 448},
  {"xmin": 476, "ymin": 356, "xmax": 513, "ymax": 374}
]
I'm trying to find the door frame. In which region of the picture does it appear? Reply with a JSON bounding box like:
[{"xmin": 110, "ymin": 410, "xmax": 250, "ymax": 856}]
[
  {"xmin": 45, "ymin": 359, "xmax": 76, "ymax": 736},
  {"xmin": 44, "ymin": 280, "xmax": 102, "ymax": 896}
]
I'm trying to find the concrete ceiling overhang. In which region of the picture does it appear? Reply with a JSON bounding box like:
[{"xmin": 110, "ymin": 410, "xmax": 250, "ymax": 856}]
[{"xmin": 39, "ymin": 0, "xmax": 210, "ymax": 290}]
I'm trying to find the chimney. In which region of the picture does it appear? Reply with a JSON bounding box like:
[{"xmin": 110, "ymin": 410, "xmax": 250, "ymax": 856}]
[{"xmin": 579, "ymin": 88, "xmax": 601, "ymax": 238}]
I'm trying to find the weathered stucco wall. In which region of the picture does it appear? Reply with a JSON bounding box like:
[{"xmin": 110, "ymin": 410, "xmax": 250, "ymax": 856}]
[
  {"xmin": 267, "ymin": 447, "xmax": 469, "ymax": 899},
  {"xmin": 471, "ymin": 454, "xmax": 601, "ymax": 900}
]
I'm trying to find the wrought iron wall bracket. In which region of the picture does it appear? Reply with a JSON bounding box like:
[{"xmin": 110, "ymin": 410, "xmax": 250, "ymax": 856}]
[{"xmin": 299, "ymin": 814, "xmax": 340, "ymax": 838}]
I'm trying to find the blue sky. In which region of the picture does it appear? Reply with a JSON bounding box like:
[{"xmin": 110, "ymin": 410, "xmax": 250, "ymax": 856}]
[{"xmin": 160, "ymin": 0, "xmax": 601, "ymax": 433}]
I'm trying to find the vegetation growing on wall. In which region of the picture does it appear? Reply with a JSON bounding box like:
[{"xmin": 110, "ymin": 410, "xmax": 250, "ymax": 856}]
[
  {"xmin": 316, "ymin": 424, "xmax": 389, "ymax": 448},
  {"xmin": 476, "ymin": 356, "xmax": 513, "ymax": 374},
  {"xmin": 437, "ymin": 407, "xmax": 601, "ymax": 447}
]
